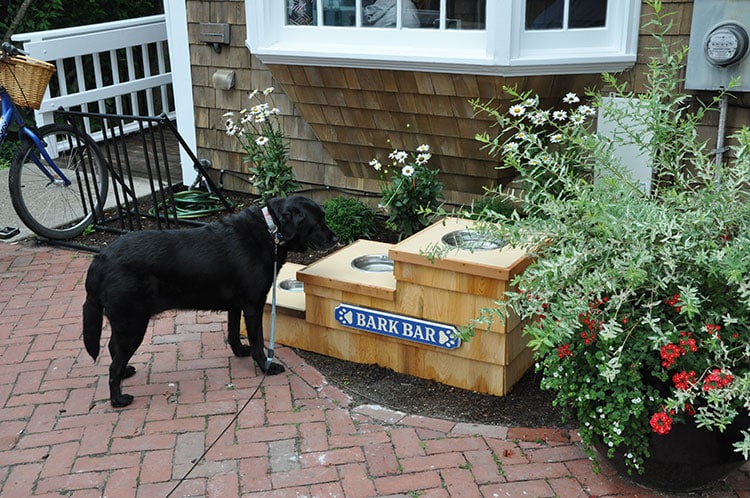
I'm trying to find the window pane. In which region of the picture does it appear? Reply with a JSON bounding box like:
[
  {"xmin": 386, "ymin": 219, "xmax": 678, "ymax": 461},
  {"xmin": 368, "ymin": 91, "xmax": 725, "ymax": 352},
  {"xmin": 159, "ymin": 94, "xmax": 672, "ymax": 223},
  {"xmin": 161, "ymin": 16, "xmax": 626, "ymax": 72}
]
[
  {"xmin": 288, "ymin": 0, "xmax": 316, "ymax": 25},
  {"xmin": 360, "ymin": 1, "xmax": 485, "ymax": 30},
  {"xmin": 363, "ymin": 0, "xmax": 421, "ymax": 28},
  {"xmin": 526, "ymin": 0, "xmax": 563, "ymax": 30},
  {"xmin": 569, "ymin": 0, "xmax": 606, "ymax": 28},
  {"xmin": 526, "ymin": 0, "xmax": 607, "ymax": 30},
  {"xmin": 413, "ymin": 0, "xmax": 441, "ymax": 29},
  {"xmin": 324, "ymin": 0, "xmax": 357, "ymax": 26},
  {"xmin": 446, "ymin": 0, "xmax": 485, "ymax": 30}
]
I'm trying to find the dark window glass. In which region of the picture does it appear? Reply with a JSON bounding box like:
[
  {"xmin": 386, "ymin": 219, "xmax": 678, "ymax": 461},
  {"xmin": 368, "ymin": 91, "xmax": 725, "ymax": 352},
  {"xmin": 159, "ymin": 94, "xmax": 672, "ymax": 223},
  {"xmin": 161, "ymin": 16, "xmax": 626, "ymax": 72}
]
[{"xmin": 526, "ymin": 0, "xmax": 607, "ymax": 30}]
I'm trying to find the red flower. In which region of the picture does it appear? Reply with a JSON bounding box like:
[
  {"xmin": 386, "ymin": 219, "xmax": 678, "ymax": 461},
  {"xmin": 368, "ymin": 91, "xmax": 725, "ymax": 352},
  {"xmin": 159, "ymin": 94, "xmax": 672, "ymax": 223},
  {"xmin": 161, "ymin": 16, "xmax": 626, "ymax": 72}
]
[
  {"xmin": 650, "ymin": 412, "xmax": 673, "ymax": 435},
  {"xmin": 660, "ymin": 343, "xmax": 685, "ymax": 368},
  {"xmin": 703, "ymin": 368, "xmax": 734, "ymax": 391},
  {"xmin": 672, "ymin": 370, "xmax": 696, "ymax": 390},
  {"xmin": 679, "ymin": 334, "xmax": 698, "ymax": 352},
  {"xmin": 706, "ymin": 324, "xmax": 722, "ymax": 340},
  {"xmin": 557, "ymin": 343, "xmax": 573, "ymax": 359},
  {"xmin": 663, "ymin": 293, "xmax": 682, "ymax": 312},
  {"xmin": 684, "ymin": 403, "xmax": 696, "ymax": 416}
]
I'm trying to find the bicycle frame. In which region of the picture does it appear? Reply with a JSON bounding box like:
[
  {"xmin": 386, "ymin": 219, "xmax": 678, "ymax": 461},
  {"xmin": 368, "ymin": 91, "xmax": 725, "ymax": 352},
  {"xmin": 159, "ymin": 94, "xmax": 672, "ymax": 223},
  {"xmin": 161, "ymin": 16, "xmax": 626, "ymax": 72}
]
[{"xmin": 0, "ymin": 89, "xmax": 72, "ymax": 186}]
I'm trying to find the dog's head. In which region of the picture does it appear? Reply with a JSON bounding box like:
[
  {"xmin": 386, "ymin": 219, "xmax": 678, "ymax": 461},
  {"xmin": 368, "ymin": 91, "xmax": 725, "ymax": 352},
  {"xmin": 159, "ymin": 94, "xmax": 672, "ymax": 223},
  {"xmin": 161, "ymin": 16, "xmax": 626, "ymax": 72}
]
[{"xmin": 266, "ymin": 196, "xmax": 339, "ymax": 252}]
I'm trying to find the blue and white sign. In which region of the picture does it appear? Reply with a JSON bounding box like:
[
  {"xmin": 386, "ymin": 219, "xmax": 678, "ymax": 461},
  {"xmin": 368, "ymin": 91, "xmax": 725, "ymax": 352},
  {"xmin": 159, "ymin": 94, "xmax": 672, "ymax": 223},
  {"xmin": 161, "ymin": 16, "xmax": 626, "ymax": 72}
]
[{"xmin": 334, "ymin": 303, "xmax": 461, "ymax": 350}]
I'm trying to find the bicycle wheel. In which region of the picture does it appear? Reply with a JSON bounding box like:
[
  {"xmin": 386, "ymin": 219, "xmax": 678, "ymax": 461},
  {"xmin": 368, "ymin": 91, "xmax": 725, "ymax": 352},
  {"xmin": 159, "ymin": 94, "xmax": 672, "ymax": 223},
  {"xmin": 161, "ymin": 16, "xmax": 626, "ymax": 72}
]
[{"xmin": 9, "ymin": 123, "xmax": 109, "ymax": 240}]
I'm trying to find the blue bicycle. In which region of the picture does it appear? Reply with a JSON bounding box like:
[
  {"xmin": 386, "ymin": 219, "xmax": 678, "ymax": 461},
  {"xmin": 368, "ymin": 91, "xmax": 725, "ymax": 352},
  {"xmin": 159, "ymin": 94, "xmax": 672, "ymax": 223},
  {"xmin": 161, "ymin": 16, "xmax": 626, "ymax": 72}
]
[{"xmin": 1, "ymin": 41, "xmax": 108, "ymax": 240}]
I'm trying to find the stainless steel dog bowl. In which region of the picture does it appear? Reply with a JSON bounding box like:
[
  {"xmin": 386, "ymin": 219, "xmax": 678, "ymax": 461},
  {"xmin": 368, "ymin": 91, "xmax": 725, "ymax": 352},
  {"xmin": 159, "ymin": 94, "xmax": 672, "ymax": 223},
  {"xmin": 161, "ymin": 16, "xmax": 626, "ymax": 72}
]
[
  {"xmin": 351, "ymin": 254, "xmax": 394, "ymax": 272},
  {"xmin": 441, "ymin": 229, "xmax": 505, "ymax": 251},
  {"xmin": 278, "ymin": 278, "xmax": 304, "ymax": 292}
]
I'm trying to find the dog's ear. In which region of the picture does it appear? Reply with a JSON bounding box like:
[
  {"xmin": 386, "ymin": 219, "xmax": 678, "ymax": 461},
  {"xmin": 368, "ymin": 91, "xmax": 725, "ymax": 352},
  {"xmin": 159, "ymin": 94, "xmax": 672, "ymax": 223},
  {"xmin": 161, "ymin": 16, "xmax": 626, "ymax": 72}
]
[{"xmin": 268, "ymin": 197, "xmax": 304, "ymax": 241}]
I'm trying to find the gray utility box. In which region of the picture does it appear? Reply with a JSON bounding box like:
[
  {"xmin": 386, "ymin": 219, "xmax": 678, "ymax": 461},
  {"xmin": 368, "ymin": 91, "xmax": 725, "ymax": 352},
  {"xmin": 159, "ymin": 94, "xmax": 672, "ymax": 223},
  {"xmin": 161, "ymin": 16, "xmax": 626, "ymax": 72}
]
[{"xmin": 685, "ymin": 0, "xmax": 750, "ymax": 91}]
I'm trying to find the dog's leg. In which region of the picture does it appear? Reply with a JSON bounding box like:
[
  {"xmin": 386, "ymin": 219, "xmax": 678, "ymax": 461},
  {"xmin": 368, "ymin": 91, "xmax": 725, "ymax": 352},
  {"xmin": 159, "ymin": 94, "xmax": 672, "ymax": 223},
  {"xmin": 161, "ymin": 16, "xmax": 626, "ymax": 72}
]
[
  {"xmin": 244, "ymin": 303, "xmax": 285, "ymax": 375},
  {"xmin": 107, "ymin": 319, "xmax": 147, "ymax": 408},
  {"xmin": 227, "ymin": 308, "xmax": 251, "ymax": 357}
]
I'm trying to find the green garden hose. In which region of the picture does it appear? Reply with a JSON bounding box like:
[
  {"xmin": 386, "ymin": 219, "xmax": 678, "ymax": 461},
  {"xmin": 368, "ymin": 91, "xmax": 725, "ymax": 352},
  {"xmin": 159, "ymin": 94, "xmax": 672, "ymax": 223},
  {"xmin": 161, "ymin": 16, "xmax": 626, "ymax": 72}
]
[{"xmin": 148, "ymin": 190, "xmax": 234, "ymax": 219}]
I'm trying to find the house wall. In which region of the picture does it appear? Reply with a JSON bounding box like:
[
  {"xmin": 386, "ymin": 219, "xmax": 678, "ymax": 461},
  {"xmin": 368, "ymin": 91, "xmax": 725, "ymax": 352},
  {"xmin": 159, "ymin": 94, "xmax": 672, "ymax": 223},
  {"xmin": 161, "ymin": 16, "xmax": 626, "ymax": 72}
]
[{"xmin": 186, "ymin": 0, "xmax": 750, "ymax": 206}]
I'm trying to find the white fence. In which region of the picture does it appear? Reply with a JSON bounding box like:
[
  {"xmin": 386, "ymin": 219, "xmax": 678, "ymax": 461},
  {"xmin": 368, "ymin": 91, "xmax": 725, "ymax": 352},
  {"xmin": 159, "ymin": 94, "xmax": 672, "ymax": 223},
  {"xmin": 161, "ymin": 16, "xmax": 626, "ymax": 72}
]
[{"xmin": 11, "ymin": 15, "xmax": 174, "ymax": 140}]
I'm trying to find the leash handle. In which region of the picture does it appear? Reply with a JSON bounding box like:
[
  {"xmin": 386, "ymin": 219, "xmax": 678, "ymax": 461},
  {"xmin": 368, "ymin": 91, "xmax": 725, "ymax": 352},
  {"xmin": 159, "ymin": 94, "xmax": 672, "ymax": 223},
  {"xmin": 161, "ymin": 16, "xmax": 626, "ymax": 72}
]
[{"xmin": 265, "ymin": 251, "xmax": 278, "ymax": 372}]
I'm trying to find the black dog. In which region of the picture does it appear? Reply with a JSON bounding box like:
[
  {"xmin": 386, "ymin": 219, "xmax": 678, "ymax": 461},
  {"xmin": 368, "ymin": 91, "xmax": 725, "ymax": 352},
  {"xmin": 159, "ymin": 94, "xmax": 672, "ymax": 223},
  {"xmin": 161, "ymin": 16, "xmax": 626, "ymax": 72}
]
[{"xmin": 83, "ymin": 196, "xmax": 338, "ymax": 407}]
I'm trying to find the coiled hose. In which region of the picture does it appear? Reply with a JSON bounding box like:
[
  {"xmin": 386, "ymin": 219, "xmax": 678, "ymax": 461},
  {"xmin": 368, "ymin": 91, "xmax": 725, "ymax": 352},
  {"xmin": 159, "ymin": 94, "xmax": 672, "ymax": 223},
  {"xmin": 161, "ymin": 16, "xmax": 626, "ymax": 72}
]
[{"xmin": 148, "ymin": 190, "xmax": 234, "ymax": 219}]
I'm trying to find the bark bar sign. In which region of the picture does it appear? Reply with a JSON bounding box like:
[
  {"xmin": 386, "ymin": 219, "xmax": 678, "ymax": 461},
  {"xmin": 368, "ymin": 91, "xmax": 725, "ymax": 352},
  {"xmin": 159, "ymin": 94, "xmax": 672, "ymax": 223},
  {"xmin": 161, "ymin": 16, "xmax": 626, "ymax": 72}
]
[{"xmin": 334, "ymin": 304, "xmax": 461, "ymax": 350}]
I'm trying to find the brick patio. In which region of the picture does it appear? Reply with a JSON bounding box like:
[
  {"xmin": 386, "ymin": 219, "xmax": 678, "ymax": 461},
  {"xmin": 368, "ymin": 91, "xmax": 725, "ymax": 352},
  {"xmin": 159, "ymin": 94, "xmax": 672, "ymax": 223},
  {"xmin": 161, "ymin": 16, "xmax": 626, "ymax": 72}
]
[{"xmin": 1, "ymin": 241, "xmax": 748, "ymax": 497}]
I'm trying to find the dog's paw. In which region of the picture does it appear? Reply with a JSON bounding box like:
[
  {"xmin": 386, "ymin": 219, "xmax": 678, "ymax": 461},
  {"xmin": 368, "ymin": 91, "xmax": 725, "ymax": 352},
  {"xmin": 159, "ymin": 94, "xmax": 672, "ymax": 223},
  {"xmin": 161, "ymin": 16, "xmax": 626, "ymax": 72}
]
[
  {"xmin": 123, "ymin": 365, "xmax": 136, "ymax": 379},
  {"xmin": 265, "ymin": 362, "xmax": 286, "ymax": 376},
  {"xmin": 111, "ymin": 393, "xmax": 134, "ymax": 408}
]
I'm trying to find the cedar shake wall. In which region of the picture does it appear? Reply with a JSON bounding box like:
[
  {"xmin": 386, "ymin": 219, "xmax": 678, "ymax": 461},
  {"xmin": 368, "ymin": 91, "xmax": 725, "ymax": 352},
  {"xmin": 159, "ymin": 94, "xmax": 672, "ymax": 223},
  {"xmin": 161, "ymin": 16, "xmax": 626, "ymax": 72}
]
[{"xmin": 186, "ymin": 0, "xmax": 750, "ymax": 206}]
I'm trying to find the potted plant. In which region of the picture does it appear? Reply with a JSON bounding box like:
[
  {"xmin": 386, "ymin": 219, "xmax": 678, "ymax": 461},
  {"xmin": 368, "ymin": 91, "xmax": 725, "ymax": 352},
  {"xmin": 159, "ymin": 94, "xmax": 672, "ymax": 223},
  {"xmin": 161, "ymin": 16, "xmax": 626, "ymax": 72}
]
[{"xmin": 464, "ymin": 1, "xmax": 749, "ymax": 491}]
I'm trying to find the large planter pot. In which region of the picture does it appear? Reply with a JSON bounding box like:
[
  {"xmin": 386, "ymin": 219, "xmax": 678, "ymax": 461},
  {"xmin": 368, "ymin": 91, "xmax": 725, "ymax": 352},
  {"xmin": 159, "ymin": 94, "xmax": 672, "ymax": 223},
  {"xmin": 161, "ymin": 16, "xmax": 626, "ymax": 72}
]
[{"xmin": 598, "ymin": 411, "xmax": 749, "ymax": 492}]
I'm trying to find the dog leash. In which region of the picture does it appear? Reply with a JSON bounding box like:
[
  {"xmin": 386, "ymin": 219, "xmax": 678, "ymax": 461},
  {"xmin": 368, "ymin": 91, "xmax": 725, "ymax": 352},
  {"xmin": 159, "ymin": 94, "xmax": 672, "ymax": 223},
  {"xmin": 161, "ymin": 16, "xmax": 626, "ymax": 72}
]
[
  {"xmin": 262, "ymin": 205, "xmax": 283, "ymax": 372},
  {"xmin": 266, "ymin": 247, "xmax": 278, "ymax": 372},
  {"xmin": 167, "ymin": 207, "xmax": 283, "ymax": 497}
]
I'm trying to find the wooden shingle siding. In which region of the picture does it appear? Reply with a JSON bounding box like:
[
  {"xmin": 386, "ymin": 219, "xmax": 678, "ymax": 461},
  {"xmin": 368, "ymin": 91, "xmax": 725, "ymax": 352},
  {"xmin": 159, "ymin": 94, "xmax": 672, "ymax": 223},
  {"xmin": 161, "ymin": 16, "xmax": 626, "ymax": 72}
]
[{"xmin": 187, "ymin": 0, "xmax": 750, "ymax": 206}]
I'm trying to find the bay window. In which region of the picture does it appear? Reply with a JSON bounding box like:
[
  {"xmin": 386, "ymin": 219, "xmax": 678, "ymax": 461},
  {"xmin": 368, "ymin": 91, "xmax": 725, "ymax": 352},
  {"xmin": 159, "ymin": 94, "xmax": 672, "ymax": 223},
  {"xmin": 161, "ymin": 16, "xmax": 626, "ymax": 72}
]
[{"xmin": 246, "ymin": 0, "xmax": 641, "ymax": 75}]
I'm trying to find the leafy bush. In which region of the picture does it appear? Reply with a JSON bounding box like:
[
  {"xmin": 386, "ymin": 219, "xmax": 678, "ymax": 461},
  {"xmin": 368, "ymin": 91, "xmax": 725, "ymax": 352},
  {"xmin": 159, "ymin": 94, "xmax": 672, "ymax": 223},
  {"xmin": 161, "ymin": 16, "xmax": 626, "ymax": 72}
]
[
  {"xmin": 369, "ymin": 144, "xmax": 444, "ymax": 239},
  {"xmin": 323, "ymin": 196, "xmax": 376, "ymax": 244},
  {"xmin": 224, "ymin": 87, "xmax": 298, "ymax": 205},
  {"xmin": 464, "ymin": 1, "xmax": 750, "ymax": 475}
]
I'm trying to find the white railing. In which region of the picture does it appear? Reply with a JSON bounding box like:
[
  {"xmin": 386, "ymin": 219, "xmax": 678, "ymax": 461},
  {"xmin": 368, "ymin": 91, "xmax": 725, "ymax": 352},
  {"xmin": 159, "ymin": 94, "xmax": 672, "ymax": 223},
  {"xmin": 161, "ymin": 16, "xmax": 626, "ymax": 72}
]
[{"xmin": 11, "ymin": 15, "xmax": 174, "ymax": 140}]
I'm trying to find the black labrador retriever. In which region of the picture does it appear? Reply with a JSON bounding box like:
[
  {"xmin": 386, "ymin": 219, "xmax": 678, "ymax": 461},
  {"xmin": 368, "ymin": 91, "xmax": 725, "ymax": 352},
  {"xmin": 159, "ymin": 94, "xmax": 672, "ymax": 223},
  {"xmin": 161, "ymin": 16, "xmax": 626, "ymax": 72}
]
[{"xmin": 83, "ymin": 196, "xmax": 338, "ymax": 407}]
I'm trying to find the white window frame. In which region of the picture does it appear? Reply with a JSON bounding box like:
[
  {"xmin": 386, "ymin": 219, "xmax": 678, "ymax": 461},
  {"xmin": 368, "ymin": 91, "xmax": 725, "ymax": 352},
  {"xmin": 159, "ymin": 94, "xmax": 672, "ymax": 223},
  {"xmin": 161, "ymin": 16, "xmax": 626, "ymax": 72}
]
[{"xmin": 246, "ymin": 1, "xmax": 642, "ymax": 76}]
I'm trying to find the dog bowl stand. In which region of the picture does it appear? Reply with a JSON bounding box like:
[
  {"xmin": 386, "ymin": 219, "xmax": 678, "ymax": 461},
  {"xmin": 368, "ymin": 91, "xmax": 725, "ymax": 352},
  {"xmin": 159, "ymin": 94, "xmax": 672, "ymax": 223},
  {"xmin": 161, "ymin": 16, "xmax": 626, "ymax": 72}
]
[{"xmin": 254, "ymin": 218, "xmax": 534, "ymax": 396}]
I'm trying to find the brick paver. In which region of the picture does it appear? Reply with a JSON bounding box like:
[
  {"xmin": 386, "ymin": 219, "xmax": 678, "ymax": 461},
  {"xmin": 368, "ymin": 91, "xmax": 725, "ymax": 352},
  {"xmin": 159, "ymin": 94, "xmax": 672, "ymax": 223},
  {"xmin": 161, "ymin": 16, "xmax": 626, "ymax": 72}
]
[{"xmin": 1, "ymin": 241, "xmax": 749, "ymax": 497}]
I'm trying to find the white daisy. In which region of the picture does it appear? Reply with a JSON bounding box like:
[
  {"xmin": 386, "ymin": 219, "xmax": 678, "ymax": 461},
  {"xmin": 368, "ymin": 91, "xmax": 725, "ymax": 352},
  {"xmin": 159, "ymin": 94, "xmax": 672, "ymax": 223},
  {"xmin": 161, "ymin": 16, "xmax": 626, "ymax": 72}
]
[{"xmin": 508, "ymin": 104, "xmax": 526, "ymax": 117}]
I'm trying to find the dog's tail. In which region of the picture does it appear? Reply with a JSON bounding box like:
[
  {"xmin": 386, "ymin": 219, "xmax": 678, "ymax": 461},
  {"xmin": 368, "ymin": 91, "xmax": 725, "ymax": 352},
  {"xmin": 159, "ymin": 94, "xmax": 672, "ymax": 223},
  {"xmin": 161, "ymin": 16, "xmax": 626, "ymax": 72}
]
[{"xmin": 82, "ymin": 260, "xmax": 104, "ymax": 360}]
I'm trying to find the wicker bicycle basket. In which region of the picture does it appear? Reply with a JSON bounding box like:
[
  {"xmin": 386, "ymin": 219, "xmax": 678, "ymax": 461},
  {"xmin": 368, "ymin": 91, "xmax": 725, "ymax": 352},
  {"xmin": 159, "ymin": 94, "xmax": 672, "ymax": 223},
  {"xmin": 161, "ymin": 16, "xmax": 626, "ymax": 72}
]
[{"xmin": 0, "ymin": 55, "xmax": 55, "ymax": 110}]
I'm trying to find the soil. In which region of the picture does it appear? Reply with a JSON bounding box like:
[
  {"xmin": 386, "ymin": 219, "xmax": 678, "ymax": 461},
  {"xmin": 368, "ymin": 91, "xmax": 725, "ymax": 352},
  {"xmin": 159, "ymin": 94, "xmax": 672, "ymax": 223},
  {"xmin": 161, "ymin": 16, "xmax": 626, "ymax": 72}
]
[{"xmin": 27, "ymin": 189, "xmax": 571, "ymax": 428}]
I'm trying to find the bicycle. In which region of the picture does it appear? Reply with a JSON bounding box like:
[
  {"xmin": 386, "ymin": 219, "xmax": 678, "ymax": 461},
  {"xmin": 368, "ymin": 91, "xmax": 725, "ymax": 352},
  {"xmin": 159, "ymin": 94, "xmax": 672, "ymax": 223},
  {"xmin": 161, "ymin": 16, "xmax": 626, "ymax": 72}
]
[{"xmin": 1, "ymin": 41, "xmax": 108, "ymax": 240}]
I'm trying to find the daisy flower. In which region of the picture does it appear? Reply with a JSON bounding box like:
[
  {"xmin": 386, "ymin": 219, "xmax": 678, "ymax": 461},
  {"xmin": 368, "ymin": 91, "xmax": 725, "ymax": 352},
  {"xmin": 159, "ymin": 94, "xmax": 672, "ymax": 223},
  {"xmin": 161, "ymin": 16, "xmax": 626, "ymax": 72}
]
[
  {"xmin": 508, "ymin": 104, "xmax": 526, "ymax": 117},
  {"xmin": 369, "ymin": 158, "xmax": 383, "ymax": 171},
  {"xmin": 401, "ymin": 165, "xmax": 415, "ymax": 177},
  {"xmin": 416, "ymin": 153, "xmax": 431, "ymax": 165},
  {"xmin": 504, "ymin": 142, "xmax": 520, "ymax": 153},
  {"xmin": 570, "ymin": 113, "xmax": 586, "ymax": 125},
  {"xmin": 553, "ymin": 110, "xmax": 568, "ymax": 121},
  {"xmin": 416, "ymin": 144, "xmax": 430, "ymax": 153},
  {"xmin": 550, "ymin": 133, "xmax": 564, "ymax": 143},
  {"xmin": 263, "ymin": 86, "xmax": 275, "ymax": 95},
  {"xmin": 256, "ymin": 136, "xmax": 269, "ymax": 146},
  {"xmin": 389, "ymin": 150, "xmax": 409, "ymax": 164},
  {"xmin": 563, "ymin": 92, "xmax": 580, "ymax": 104},
  {"xmin": 530, "ymin": 111, "xmax": 549, "ymax": 126}
]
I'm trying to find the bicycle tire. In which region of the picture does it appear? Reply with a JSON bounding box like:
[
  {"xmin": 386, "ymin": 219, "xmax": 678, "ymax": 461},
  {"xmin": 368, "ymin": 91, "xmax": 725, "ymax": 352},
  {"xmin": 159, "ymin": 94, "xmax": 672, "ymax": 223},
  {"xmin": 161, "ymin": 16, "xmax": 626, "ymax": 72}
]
[{"xmin": 9, "ymin": 123, "xmax": 109, "ymax": 240}]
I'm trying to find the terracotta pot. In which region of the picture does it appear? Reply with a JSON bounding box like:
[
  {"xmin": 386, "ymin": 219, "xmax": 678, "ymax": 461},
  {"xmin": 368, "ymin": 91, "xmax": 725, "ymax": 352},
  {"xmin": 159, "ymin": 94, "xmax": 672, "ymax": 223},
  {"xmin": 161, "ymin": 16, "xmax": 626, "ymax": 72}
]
[{"xmin": 598, "ymin": 410, "xmax": 749, "ymax": 492}]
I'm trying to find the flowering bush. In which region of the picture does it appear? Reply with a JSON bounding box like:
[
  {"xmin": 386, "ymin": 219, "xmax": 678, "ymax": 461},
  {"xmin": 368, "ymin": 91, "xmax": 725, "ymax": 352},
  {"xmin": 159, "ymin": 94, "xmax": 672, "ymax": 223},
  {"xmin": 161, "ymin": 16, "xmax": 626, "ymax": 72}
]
[
  {"xmin": 224, "ymin": 87, "xmax": 298, "ymax": 204},
  {"xmin": 369, "ymin": 143, "xmax": 444, "ymax": 238},
  {"xmin": 464, "ymin": 2, "xmax": 750, "ymax": 476}
]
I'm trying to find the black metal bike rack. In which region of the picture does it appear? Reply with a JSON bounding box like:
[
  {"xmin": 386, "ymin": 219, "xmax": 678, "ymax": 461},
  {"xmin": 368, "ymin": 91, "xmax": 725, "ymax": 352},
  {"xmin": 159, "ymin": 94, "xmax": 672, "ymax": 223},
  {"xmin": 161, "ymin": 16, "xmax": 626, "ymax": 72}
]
[{"xmin": 50, "ymin": 109, "xmax": 233, "ymax": 251}]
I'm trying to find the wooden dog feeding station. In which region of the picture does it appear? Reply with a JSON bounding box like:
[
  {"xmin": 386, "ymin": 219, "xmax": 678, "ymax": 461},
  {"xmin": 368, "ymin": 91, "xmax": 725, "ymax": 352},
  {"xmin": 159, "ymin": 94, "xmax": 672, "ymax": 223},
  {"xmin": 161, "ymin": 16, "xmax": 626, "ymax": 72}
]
[{"xmin": 254, "ymin": 217, "xmax": 534, "ymax": 396}]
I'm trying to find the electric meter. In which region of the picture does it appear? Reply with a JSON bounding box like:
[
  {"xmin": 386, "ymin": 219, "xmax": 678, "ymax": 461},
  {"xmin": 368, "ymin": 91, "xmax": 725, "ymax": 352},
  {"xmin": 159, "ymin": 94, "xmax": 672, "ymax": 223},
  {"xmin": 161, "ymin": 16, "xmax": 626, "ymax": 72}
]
[{"xmin": 704, "ymin": 22, "xmax": 749, "ymax": 67}]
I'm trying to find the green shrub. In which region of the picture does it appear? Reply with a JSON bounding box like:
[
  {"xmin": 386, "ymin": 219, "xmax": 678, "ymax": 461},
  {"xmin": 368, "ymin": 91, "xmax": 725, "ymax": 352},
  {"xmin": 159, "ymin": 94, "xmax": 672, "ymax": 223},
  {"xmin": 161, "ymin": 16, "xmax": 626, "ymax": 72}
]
[
  {"xmin": 469, "ymin": 193, "xmax": 519, "ymax": 220},
  {"xmin": 323, "ymin": 196, "xmax": 376, "ymax": 244}
]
